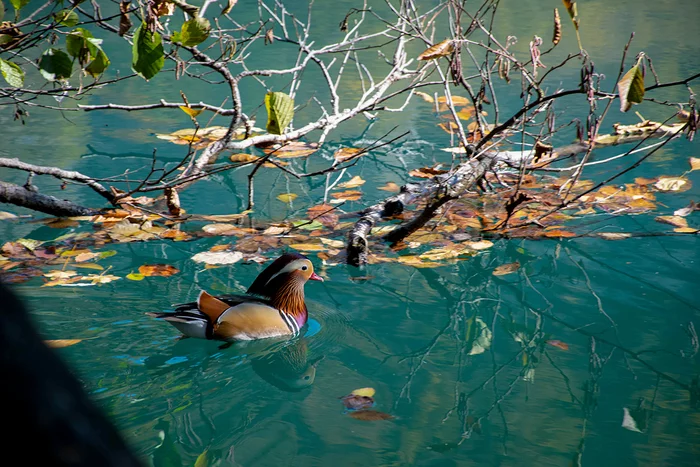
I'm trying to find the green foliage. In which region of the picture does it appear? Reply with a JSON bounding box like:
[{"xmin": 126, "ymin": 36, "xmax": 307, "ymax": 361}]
[
  {"xmin": 66, "ymin": 28, "xmax": 110, "ymax": 77},
  {"xmin": 132, "ymin": 23, "xmax": 164, "ymax": 81},
  {"xmin": 38, "ymin": 48, "xmax": 73, "ymax": 81},
  {"xmin": 53, "ymin": 9, "xmax": 80, "ymax": 27},
  {"xmin": 265, "ymin": 91, "xmax": 294, "ymax": 135},
  {"xmin": 0, "ymin": 58, "xmax": 24, "ymax": 87},
  {"xmin": 172, "ymin": 17, "xmax": 211, "ymax": 46},
  {"xmin": 9, "ymin": 0, "xmax": 30, "ymax": 11},
  {"xmin": 618, "ymin": 55, "xmax": 646, "ymax": 112}
]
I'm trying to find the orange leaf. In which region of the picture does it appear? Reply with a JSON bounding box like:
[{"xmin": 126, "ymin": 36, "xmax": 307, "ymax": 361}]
[
  {"xmin": 378, "ymin": 182, "xmax": 400, "ymax": 192},
  {"xmin": 138, "ymin": 264, "xmax": 180, "ymax": 277},
  {"xmin": 408, "ymin": 167, "xmax": 448, "ymax": 179},
  {"xmin": 655, "ymin": 215, "xmax": 688, "ymax": 229},
  {"xmin": 307, "ymin": 204, "xmax": 339, "ymax": 229},
  {"xmin": 333, "ymin": 147, "xmax": 364, "ymax": 163},
  {"xmin": 543, "ymin": 230, "xmax": 577, "ymax": 238},
  {"xmin": 44, "ymin": 339, "xmax": 83, "ymax": 348},
  {"xmin": 330, "ymin": 190, "xmax": 362, "ymax": 201}
]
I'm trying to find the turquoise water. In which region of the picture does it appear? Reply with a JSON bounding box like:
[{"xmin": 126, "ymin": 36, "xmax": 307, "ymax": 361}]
[{"xmin": 2, "ymin": 0, "xmax": 700, "ymax": 465}]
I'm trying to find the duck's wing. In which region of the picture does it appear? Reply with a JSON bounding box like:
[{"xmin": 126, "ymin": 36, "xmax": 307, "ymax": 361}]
[{"xmin": 146, "ymin": 308, "xmax": 210, "ymax": 339}]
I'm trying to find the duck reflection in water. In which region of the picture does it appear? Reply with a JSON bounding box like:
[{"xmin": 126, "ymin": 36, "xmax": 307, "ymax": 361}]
[{"xmin": 250, "ymin": 337, "xmax": 323, "ymax": 392}]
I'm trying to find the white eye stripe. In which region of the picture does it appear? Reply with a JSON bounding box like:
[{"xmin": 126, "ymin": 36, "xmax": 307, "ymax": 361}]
[{"xmin": 265, "ymin": 259, "xmax": 309, "ymax": 285}]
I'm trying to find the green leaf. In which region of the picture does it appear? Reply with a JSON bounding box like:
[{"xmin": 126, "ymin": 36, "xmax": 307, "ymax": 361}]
[
  {"xmin": 174, "ymin": 17, "xmax": 211, "ymax": 46},
  {"xmin": 53, "ymin": 9, "xmax": 80, "ymax": 27},
  {"xmin": 66, "ymin": 29, "xmax": 110, "ymax": 77},
  {"xmin": 265, "ymin": 91, "xmax": 294, "ymax": 135},
  {"xmin": 0, "ymin": 58, "xmax": 24, "ymax": 87},
  {"xmin": 10, "ymin": 0, "xmax": 30, "ymax": 11},
  {"xmin": 618, "ymin": 55, "xmax": 645, "ymax": 112},
  {"xmin": 38, "ymin": 48, "xmax": 73, "ymax": 81},
  {"xmin": 132, "ymin": 23, "xmax": 164, "ymax": 80}
]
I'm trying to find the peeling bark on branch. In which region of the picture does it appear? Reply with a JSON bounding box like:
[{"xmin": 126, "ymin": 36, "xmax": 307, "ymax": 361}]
[{"xmin": 0, "ymin": 182, "xmax": 100, "ymax": 216}]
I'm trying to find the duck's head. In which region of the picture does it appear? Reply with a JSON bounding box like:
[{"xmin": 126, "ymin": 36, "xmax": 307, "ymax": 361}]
[{"xmin": 247, "ymin": 253, "xmax": 323, "ymax": 297}]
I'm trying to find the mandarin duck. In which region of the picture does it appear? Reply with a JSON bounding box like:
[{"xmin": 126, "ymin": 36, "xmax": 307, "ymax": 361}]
[{"xmin": 147, "ymin": 253, "xmax": 322, "ymax": 341}]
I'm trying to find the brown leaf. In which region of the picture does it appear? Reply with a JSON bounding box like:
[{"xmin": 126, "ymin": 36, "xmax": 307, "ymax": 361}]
[
  {"xmin": 230, "ymin": 153, "xmax": 261, "ymax": 163},
  {"xmin": 330, "ymin": 190, "xmax": 362, "ymax": 201},
  {"xmin": 138, "ymin": 264, "xmax": 180, "ymax": 277},
  {"xmin": 417, "ymin": 39, "xmax": 454, "ymax": 60},
  {"xmin": 348, "ymin": 410, "xmax": 394, "ymax": 421},
  {"xmin": 306, "ymin": 204, "xmax": 340, "ymax": 228},
  {"xmin": 378, "ymin": 182, "xmax": 400, "ymax": 192},
  {"xmin": 74, "ymin": 252, "xmax": 99, "ymax": 263},
  {"xmin": 408, "ymin": 167, "xmax": 448, "ymax": 179},
  {"xmin": 261, "ymin": 141, "xmax": 319, "ymax": 158},
  {"xmin": 119, "ymin": 0, "xmax": 133, "ymax": 36},
  {"xmin": 552, "ymin": 8, "xmax": 562, "ymax": 45},
  {"xmin": 542, "ymin": 230, "xmax": 577, "ymax": 238},
  {"xmin": 655, "ymin": 215, "xmax": 688, "ymax": 228},
  {"xmin": 493, "ymin": 261, "xmax": 520, "ymax": 276},
  {"xmin": 202, "ymin": 223, "xmax": 238, "ymax": 235},
  {"xmin": 333, "ymin": 148, "xmax": 364, "ymax": 163}
]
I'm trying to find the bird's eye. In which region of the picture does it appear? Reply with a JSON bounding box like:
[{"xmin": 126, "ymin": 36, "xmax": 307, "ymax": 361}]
[{"xmin": 301, "ymin": 265, "xmax": 308, "ymax": 271}]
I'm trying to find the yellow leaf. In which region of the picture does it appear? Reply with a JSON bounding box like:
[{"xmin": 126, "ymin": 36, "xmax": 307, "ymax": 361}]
[
  {"xmin": 44, "ymin": 270, "xmax": 78, "ymax": 279},
  {"xmin": 179, "ymin": 105, "xmax": 204, "ymax": 117},
  {"xmin": 414, "ymin": 91, "xmax": 434, "ymax": 103},
  {"xmin": 379, "ymin": 182, "xmax": 400, "ymax": 192},
  {"xmin": 330, "ymin": 190, "xmax": 362, "ymax": 201},
  {"xmin": 277, "ymin": 193, "xmax": 298, "ymax": 203},
  {"xmin": 44, "ymin": 339, "xmax": 82, "ymax": 348},
  {"xmin": 289, "ymin": 243, "xmax": 326, "ymax": 251},
  {"xmin": 16, "ymin": 238, "xmax": 43, "ymax": 251},
  {"xmin": 230, "ymin": 153, "xmax": 260, "ymax": 163},
  {"xmin": 85, "ymin": 274, "xmax": 121, "ymax": 284},
  {"xmin": 127, "ymin": 272, "xmax": 145, "ymax": 281},
  {"xmin": 73, "ymin": 263, "xmax": 104, "ymax": 271},
  {"xmin": 493, "ymin": 262, "xmax": 521, "ymax": 276},
  {"xmin": 336, "ymin": 175, "xmax": 366, "ymax": 189},
  {"xmin": 417, "ymin": 39, "xmax": 455, "ymax": 60},
  {"xmin": 351, "ymin": 387, "xmax": 376, "ymax": 397},
  {"xmin": 689, "ymin": 157, "xmax": 700, "ymax": 171},
  {"xmin": 654, "ymin": 176, "xmax": 692, "ymax": 192},
  {"xmin": 673, "ymin": 227, "xmax": 699, "ymax": 233},
  {"xmin": 655, "ymin": 215, "xmax": 688, "ymax": 228}
]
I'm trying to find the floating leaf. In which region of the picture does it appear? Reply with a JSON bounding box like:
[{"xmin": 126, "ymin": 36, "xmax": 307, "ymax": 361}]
[
  {"xmin": 73, "ymin": 263, "xmax": 104, "ymax": 271},
  {"xmin": 74, "ymin": 252, "xmax": 99, "ymax": 263},
  {"xmin": 261, "ymin": 141, "xmax": 319, "ymax": 158},
  {"xmin": 690, "ymin": 157, "xmax": 700, "ymax": 172},
  {"xmin": 336, "ymin": 175, "xmax": 365, "ymax": 189},
  {"xmin": 378, "ymin": 182, "xmax": 400, "ymax": 192},
  {"xmin": 546, "ymin": 339, "xmax": 569, "ymax": 351},
  {"xmin": 417, "ymin": 39, "xmax": 454, "ymax": 60},
  {"xmin": 655, "ymin": 215, "xmax": 688, "ymax": 229},
  {"xmin": 330, "ymin": 190, "xmax": 362, "ymax": 201},
  {"xmin": 230, "ymin": 153, "xmax": 260, "ymax": 163},
  {"xmin": 348, "ymin": 410, "xmax": 394, "ymax": 421},
  {"xmin": 493, "ymin": 261, "xmax": 520, "ymax": 276},
  {"xmin": 341, "ymin": 395, "xmax": 374, "ymax": 410},
  {"xmin": 307, "ymin": 204, "xmax": 339, "ymax": 229},
  {"xmin": 277, "ymin": 193, "xmax": 298, "ymax": 203},
  {"xmin": 462, "ymin": 240, "xmax": 493, "ymax": 250},
  {"xmin": 138, "ymin": 264, "xmax": 180, "ymax": 277},
  {"xmin": 39, "ymin": 48, "xmax": 73, "ymax": 81},
  {"xmin": 351, "ymin": 387, "xmax": 375, "ymax": 397},
  {"xmin": 44, "ymin": 339, "xmax": 82, "ymax": 348},
  {"xmin": 292, "ymin": 220, "xmax": 324, "ymax": 231},
  {"xmin": 320, "ymin": 238, "xmax": 344, "ymax": 249},
  {"xmin": 618, "ymin": 56, "xmax": 645, "ymax": 113},
  {"xmin": 132, "ymin": 23, "xmax": 164, "ymax": 80},
  {"xmin": 16, "ymin": 238, "xmax": 42, "ymax": 251},
  {"xmin": 289, "ymin": 243, "xmax": 326, "ymax": 252},
  {"xmin": 654, "ymin": 176, "xmax": 691, "ymax": 192},
  {"xmin": 85, "ymin": 274, "xmax": 121, "ymax": 284},
  {"xmin": 191, "ymin": 251, "xmax": 243, "ymax": 265},
  {"xmin": 44, "ymin": 270, "xmax": 78, "ymax": 279},
  {"xmin": 0, "ymin": 58, "xmax": 25, "ymax": 87},
  {"xmin": 265, "ymin": 91, "xmax": 294, "ymax": 135},
  {"xmin": 409, "ymin": 167, "xmax": 448, "ymax": 179},
  {"xmin": 674, "ymin": 201, "xmax": 699, "ymax": 217},
  {"xmin": 598, "ymin": 232, "xmax": 632, "ymax": 240},
  {"xmin": 673, "ymin": 227, "xmax": 699, "ymax": 234},
  {"xmin": 333, "ymin": 147, "xmax": 364, "ymax": 163},
  {"xmin": 0, "ymin": 211, "xmax": 18, "ymax": 220},
  {"xmin": 202, "ymin": 223, "xmax": 238, "ymax": 235}
]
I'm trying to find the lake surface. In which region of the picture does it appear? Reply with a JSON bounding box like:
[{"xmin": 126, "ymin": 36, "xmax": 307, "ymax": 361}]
[{"xmin": 1, "ymin": 0, "xmax": 699, "ymax": 465}]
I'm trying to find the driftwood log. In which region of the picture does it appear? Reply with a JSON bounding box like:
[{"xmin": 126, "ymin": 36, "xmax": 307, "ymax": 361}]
[
  {"xmin": 346, "ymin": 151, "xmax": 499, "ymax": 266},
  {"xmin": 0, "ymin": 181, "xmax": 100, "ymax": 217}
]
